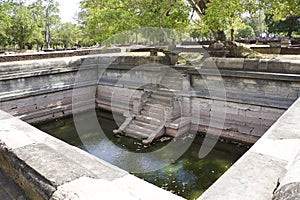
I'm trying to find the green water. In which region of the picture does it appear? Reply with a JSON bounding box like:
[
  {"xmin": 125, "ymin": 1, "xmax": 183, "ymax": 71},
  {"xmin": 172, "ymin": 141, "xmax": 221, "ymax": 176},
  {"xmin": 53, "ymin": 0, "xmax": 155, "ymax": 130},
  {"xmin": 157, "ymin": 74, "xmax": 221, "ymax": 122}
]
[{"xmin": 35, "ymin": 110, "xmax": 248, "ymax": 200}]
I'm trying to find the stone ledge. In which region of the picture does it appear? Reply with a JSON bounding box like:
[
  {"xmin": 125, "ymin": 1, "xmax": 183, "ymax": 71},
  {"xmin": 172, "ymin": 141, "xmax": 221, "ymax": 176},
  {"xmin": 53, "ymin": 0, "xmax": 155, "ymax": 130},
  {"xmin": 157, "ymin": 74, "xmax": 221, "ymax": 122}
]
[
  {"xmin": 198, "ymin": 97, "xmax": 300, "ymax": 199},
  {"xmin": 198, "ymin": 152, "xmax": 287, "ymax": 200},
  {"xmin": 0, "ymin": 48, "xmax": 121, "ymax": 63},
  {"xmin": 0, "ymin": 109, "xmax": 183, "ymax": 200},
  {"xmin": 52, "ymin": 175, "xmax": 185, "ymax": 200},
  {"xmin": 273, "ymin": 147, "xmax": 300, "ymax": 199},
  {"xmin": 198, "ymin": 57, "xmax": 300, "ymax": 74},
  {"xmin": 189, "ymin": 68, "xmax": 300, "ymax": 82}
]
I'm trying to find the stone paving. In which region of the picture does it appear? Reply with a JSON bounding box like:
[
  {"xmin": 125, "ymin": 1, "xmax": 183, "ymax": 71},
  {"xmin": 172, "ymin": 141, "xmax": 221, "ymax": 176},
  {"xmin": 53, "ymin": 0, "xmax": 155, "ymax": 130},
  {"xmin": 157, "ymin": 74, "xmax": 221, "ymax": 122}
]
[{"xmin": 0, "ymin": 169, "xmax": 27, "ymax": 200}]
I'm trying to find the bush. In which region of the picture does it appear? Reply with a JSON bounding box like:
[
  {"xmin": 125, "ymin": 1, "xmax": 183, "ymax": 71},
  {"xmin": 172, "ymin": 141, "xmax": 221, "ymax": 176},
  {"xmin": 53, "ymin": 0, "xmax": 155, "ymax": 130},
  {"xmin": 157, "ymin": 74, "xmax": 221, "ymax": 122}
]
[{"xmin": 236, "ymin": 25, "xmax": 255, "ymax": 38}]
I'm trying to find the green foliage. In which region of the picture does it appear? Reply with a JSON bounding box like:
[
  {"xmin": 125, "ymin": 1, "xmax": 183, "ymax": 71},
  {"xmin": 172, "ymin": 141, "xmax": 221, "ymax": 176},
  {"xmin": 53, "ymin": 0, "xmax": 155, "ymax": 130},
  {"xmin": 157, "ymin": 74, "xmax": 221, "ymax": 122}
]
[
  {"xmin": 189, "ymin": 19, "xmax": 212, "ymax": 39},
  {"xmin": 52, "ymin": 22, "xmax": 81, "ymax": 48},
  {"xmin": 0, "ymin": 0, "xmax": 38, "ymax": 49},
  {"xmin": 265, "ymin": 14, "xmax": 300, "ymax": 37},
  {"xmin": 242, "ymin": 12, "xmax": 264, "ymax": 37},
  {"xmin": 0, "ymin": 0, "xmax": 60, "ymax": 49},
  {"xmin": 79, "ymin": 0, "xmax": 191, "ymax": 44},
  {"xmin": 203, "ymin": 0, "xmax": 244, "ymax": 32},
  {"xmin": 80, "ymin": 0, "xmax": 137, "ymax": 43},
  {"xmin": 187, "ymin": 0, "xmax": 257, "ymax": 40},
  {"xmin": 34, "ymin": 0, "xmax": 60, "ymax": 48},
  {"xmin": 235, "ymin": 24, "xmax": 255, "ymax": 38},
  {"xmin": 264, "ymin": 0, "xmax": 300, "ymax": 21},
  {"xmin": 187, "ymin": 0, "xmax": 300, "ymax": 41},
  {"xmin": 10, "ymin": 2, "xmax": 37, "ymax": 49},
  {"xmin": 0, "ymin": 1, "xmax": 13, "ymax": 47},
  {"xmin": 1, "ymin": 0, "xmax": 298, "ymax": 49}
]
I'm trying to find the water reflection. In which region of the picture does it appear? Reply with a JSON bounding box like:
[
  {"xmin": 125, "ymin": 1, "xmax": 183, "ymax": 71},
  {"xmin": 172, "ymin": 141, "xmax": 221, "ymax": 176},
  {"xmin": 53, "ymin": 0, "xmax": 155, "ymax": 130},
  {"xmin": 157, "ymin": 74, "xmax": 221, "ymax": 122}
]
[{"xmin": 35, "ymin": 110, "xmax": 248, "ymax": 200}]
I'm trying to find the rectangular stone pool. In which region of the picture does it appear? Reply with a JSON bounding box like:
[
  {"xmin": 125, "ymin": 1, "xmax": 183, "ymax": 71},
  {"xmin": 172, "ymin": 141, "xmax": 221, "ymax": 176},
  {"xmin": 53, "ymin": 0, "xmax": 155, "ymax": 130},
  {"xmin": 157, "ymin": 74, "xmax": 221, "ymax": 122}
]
[{"xmin": 34, "ymin": 110, "xmax": 248, "ymax": 200}]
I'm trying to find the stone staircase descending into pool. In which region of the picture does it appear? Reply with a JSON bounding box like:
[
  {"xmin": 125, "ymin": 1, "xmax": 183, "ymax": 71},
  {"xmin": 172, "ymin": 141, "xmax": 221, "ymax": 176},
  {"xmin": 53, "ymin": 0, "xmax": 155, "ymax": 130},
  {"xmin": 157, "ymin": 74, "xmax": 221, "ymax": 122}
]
[{"xmin": 113, "ymin": 70, "xmax": 191, "ymax": 144}]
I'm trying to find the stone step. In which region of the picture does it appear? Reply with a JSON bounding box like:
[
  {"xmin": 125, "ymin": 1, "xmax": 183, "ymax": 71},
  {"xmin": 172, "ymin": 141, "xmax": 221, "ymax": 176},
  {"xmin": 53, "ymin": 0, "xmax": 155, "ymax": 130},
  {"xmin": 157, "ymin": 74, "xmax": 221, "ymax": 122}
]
[
  {"xmin": 141, "ymin": 110, "xmax": 165, "ymax": 120},
  {"xmin": 143, "ymin": 105, "xmax": 165, "ymax": 113},
  {"xmin": 135, "ymin": 115, "xmax": 164, "ymax": 126},
  {"xmin": 160, "ymin": 79, "xmax": 183, "ymax": 85},
  {"xmin": 165, "ymin": 71, "xmax": 184, "ymax": 77},
  {"xmin": 150, "ymin": 94, "xmax": 173, "ymax": 102},
  {"xmin": 148, "ymin": 98, "xmax": 171, "ymax": 106},
  {"xmin": 133, "ymin": 120, "xmax": 160, "ymax": 130},
  {"xmin": 123, "ymin": 127, "xmax": 149, "ymax": 139},
  {"xmin": 128, "ymin": 123, "xmax": 154, "ymax": 135},
  {"xmin": 164, "ymin": 75, "xmax": 184, "ymax": 81},
  {"xmin": 151, "ymin": 89, "xmax": 177, "ymax": 97},
  {"xmin": 145, "ymin": 102, "xmax": 170, "ymax": 109},
  {"xmin": 157, "ymin": 86, "xmax": 178, "ymax": 92},
  {"xmin": 166, "ymin": 117, "xmax": 191, "ymax": 129},
  {"xmin": 159, "ymin": 82, "xmax": 182, "ymax": 90}
]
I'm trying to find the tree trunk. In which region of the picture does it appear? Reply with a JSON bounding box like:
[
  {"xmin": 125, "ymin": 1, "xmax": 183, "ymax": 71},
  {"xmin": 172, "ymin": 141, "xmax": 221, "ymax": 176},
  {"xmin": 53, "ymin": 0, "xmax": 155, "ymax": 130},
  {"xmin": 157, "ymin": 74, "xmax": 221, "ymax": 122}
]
[
  {"xmin": 159, "ymin": 14, "xmax": 163, "ymax": 28},
  {"xmin": 287, "ymin": 29, "xmax": 292, "ymax": 38},
  {"xmin": 230, "ymin": 29, "xmax": 234, "ymax": 41},
  {"xmin": 135, "ymin": 33, "xmax": 138, "ymax": 45},
  {"xmin": 214, "ymin": 30, "xmax": 226, "ymax": 41},
  {"xmin": 19, "ymin": 42, "xmax": 25, "ymax": 50},
  {"xmin": 45, "ymin": 7, "xmax": 51, "ymax": 49}
]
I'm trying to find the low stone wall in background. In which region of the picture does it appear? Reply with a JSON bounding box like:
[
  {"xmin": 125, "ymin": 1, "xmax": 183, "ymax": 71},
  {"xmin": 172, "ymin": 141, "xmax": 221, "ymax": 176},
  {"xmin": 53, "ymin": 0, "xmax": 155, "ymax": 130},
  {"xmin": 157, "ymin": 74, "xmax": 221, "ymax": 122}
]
[
  {"xmin": 0, "ymin": 48, "xmax": 121, "ymax": 62},
  {"xmin": 250, "ymin": 46, "xmax": 300, "ymax": 55}
]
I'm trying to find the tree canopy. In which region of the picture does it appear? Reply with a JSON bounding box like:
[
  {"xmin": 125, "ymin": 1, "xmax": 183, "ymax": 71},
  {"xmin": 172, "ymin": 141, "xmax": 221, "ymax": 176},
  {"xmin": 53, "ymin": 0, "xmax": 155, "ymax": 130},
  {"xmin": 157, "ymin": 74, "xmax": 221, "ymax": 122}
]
[
  {"xmin": 0, "ymin": 0, "xmax": 299, "ymax": 49},
  {"xmin": 187, "ymin": 0, "xmax": 300, "ymax": 40},
  {"xmin": 266, "ymin": 14, "xmax": 300, "ymax": 38},
  {"xmin": 264, "ymin": 0, "xmax": 300, "ymax": 21},
  {"xmin": 79, "ymin": 0, "xmax": 191, "ymax": 44},
  {"xmin": 0, "ymin": 0, "xmax": 79, "ymax": 50}
]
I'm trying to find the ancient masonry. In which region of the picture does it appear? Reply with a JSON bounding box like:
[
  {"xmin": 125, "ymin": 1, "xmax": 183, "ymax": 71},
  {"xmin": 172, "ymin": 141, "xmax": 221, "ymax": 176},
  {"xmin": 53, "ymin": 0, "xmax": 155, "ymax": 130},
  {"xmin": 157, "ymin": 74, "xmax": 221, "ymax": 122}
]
[
  {"xmin": 113, "ymin": 69, "xmax": 190, "ymax": 144},
  {"xmin": 0, "ymin": 54, "xmax": 299, "ymax": 145},
  {"xmin": 0, "ymin": 52, "xmax": 300, "ymax": 199}
]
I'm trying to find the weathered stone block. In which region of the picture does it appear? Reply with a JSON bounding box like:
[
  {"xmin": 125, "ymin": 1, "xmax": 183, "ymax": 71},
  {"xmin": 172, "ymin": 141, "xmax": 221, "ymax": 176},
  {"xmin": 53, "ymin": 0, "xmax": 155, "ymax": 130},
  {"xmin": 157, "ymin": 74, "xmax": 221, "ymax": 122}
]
[
  {"xmin": 215, "ymin": 58, "xmax": 245, "ymax": 69},
  {"xmin": 258, "ymin": 59, "xmax": 270, "ymax": 71},
  {"xmin": 243, "ymin": 58, "xmax": 259, "ymax": 71}
]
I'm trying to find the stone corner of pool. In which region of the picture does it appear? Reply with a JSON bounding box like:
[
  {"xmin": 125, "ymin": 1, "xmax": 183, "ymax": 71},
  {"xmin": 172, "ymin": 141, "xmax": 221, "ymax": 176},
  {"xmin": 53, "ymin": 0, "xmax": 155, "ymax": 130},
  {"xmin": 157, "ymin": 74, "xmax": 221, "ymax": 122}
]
[
  {"xmin": 0, "ymin": 110, "xmax": 184, "ymax": 200},
  {"xmin": 197, "ymin": 97, "xmax": 300, "ymax": 200}
]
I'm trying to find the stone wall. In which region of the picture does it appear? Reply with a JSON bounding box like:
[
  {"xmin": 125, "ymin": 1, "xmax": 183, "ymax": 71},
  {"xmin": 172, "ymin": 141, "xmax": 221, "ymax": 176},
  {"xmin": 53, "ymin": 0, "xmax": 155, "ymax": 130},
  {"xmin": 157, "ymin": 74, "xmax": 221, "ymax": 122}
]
[
  {"xmin": 95, "ymin": 58, "xmax": 300, "ymax": 144},
  {"xmin": 0, "ymin": 110, "xmax": 184, "ymax": 200},
  {"xmin": 0, "ymin": 56, "xmax": 91, "ymax": 123},
  {"xmin": 198, "ymin": 97, "xmax": 300, "ymax": 200},
  {"xmin": 0, "ymin": 56, "xmax": 300, "ymax": 144},
  {"xmin": 251, "ymin": 46, "xmax": 300, "ymax": 55},
  {"xmin": 1, "ymin": 54, "xmax": 300, "ymax": 199},
  {"xmin": 0, "ymin": 54, "xmax": 168, "ymax": 124},
  {"xmin": 0, "ymin": 48, "xmax": 121, "ymax": 62},
  {"xmin": 187, "ymin": 60, "xmax": 300, "ymax": 143}
]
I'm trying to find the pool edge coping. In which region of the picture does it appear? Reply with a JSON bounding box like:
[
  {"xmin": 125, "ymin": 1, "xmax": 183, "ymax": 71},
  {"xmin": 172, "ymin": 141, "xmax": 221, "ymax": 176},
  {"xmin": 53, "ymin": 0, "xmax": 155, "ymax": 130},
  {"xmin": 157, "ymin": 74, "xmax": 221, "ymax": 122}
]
[
  {"xmin": 0, "ymin": 109, "xmax": 185, "ymax": 200},
  {"xmin": 198, "ymin": 97, "xmax": 300, "ymax": 200}
]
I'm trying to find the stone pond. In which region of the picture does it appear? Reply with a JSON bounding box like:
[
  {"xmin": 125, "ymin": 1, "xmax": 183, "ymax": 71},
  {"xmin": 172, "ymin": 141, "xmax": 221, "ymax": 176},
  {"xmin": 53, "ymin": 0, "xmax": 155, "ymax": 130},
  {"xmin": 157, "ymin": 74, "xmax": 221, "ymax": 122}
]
[
  {"xmin": 0, "ymin": 50, "xmax": 300, "ymax": 199},
  {"xmin": 35, "ymin": 110, "xmax": 248, "ymax": 199}
]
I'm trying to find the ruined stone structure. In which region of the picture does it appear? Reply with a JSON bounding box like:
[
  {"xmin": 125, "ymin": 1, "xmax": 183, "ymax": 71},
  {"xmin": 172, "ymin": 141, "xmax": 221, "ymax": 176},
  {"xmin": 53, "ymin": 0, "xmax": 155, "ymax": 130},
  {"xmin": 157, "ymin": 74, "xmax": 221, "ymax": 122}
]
[
  {"xmin": 0, "ymin": 55, "xmax": 300, "ymax": 144},
  {"xmin": 1, "ymin": 52, "xmax": 300, "ymax": 199},
  {"xmin": 112, "ymin": 69, "xmax": 190, "ymax": 144}
]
